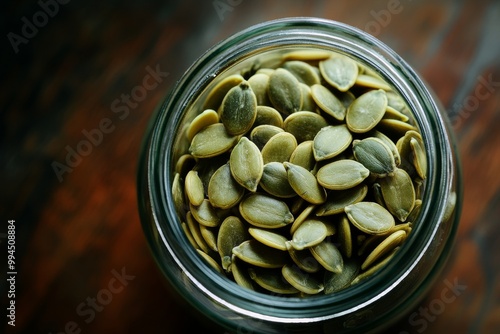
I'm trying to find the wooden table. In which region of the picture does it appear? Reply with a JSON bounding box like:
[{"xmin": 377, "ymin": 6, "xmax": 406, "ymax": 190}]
[{"xmin": 2, "ymin": 0, "xmax": 499, "ymax": 333}]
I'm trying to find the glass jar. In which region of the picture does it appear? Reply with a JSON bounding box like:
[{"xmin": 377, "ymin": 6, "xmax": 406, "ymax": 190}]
[{"xmin": 137, "ymin": 17, "xmax": 462, "ymax": 333}]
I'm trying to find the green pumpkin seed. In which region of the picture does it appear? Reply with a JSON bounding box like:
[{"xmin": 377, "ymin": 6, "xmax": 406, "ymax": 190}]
[
  {"xmin": 232, "ymin": 240, "xmax": 288, "ymax": 268},
  {"xmin": 316, "ymin": 184, "xmax": 368, "ymax": 216},
  {"xmin": 248, "ymin": 267, "xmax": 299, "ymax": 294},
  {"xmin": 231, "ymin": 256, "xmax": 255, "ymax": 290},
  {"xmin": 351, "ymin": 248, "xmax": 399, "ymax": 285},
  {"xmin": 316, "ymin": 160, "xmax": 370, "ymax": 190},
  {"xmin": 355, "ymin": 74, "xmax": 392, "ymax": 91},
  {"xmin": 197, "ymin": 249, "xmax": 224, "ymax": 274},
  {"xmin": 283, "ymin": 60, "xmax": 321, "ymax": 86},
  {"xmin": 361, "ymin": 230, "xmax": 406, "ymax": 270},
  {"xmin": 319, "ymin": 54, "xmax": 358, "ymax": 92},
  {"xmin": 172, "ymin": 173, "xmax": 186, "ymax": 218},
  {"xmin": 371, "ymin": 130, "xmax": 401, "ymax": 166},
  {"xmin": 313, "ymin": 124, "xmax": 353, "ymax": 161},
  {"xmin": 287, "ymin": 243, "xmax": 321, "ymax": 273},
  {"xmin": 282, "ymin": 264, "xmax": 324, "ymax": 294},
  {"xmin": 284, "ymin": 162, "xmax": 327, "ymax": 204},
  {"xmin": 290, "ymin": 140, "xmax": 316, "ymax": 171},
  {"xmin": 324, "ymin": 258, "xmax": 360, "ymax": 293},
  {"xmin": 379, "ymin": 168, "xmax": 416, "ymax": 222},
  {"xmin": 260, "ymin": 162, "xmax": 296, "ymax": 198},
  {"xmin": 406, "ymin": 199, "xmax": 422, "ymax": 223},
  {"xmin": 199, "ymin": 224, "xmax": 218, "ymax": 252},
  {"xmin": 345, "ymin": 201, "xmax": 395, "ymax": 235},
  {"xmin": 181, "ymin": 222, "xmax": 199, "ymax": 250},
  {"xmin": 346, "ymin": 89, "xmax": 387, "ymax": 133},
  {"xmin": 299, "ymin": 83, "xmax": 318, "ymax": 112},
  {"xmin": 189, "ymin": 123, "xmax": 238, "ymax": 158},
  {"xmin": 410, "ymin": 137, "xmax": 427, "ymax": 179},
  {"xmin": 254, "ymin": 105, "xmax": 283, "ymax": 128},
  {"xmin": 220, "ymin": 81, "xmax": 257, "ymax": 135},
  {"xmin": 290, "ymin": 203, "xmax": 316, "ymax": 234},
  {"xmin": 217, "ymin": 216, "xmax": 249, "ymax": 271},
  {"xmin": 338, "ymin": 215, "xmax": 353, "ymax": 258},
  {"xmin": 396, "ymin": 130, "xmax": 422, "ymax": 177},
  {"xmin": 311, "ymin": 84, "xmax": 346, "ymax": 121},
  {"xmin": 249, "ymin": 227, "xmax": 288, "ymax": 251},
  {"xmin": 282, "ymin": 49, "xmax": 332, "ymax": 62},
  {"xmin": 248, "ymin": 73, "xmax": 271, "ymax": 106},
  {"xmin": 190, "ymin": 200, "xmax": 221, "ymax": 227},
  {"xmin": 186, "ymin": 109, "xmax": 219, "ymax": 142},
  {"xmin": 378, "ymin": 118, "xmax": 417, "ymax": 136},
  {"xmin": 442, "ymin": 191, "xmax": 457, "ymax": 223},
  {"xmin": 372, "ymin": 182, "xmax": 386, "ymax": 207},
  {"xmin": 283, "ymin": 111, "xmax": 329, "ymax": 143},
  {"xmin": 267, "ymin": 68, "xmax": 303, "ymax": 115},
  {"xmin": 384, "ymin": 106, "xmax": 410, "ymax": 122},
  {"xmin": 386, "ymin": 91, "xmax": 408, "ymax": 112},
  {"xmin": 175, "ymin": 154, "xmax": 196, "ymax": 178},
  {"xmin": 239, "ymin": 193, "xmax": 294, "ymax": 229},
  {"xmin": 186, "ymin": 211, "xmax": 210, "ymax": 253},
  {"xmin": 185, "ymin": 170, "xmax": 205, "ymax": 206},
  {"xmin": 204, "ymin": 74, "xmax": 244, "ymax": 110},
  {"xmin": 290, "ymin": 219, "xmax": 328, "ymax": 250},
  {"xmin": 250, "ymin": 124, "xmax": 284, "ymax": 150},
  {"xmin": 261, "ymin": 132, "xmax": 297, "ymax": 164},
  {"xmin": 352, "ymin": 137, "xmax": 396, "ymax": 177},
  {"xmin": 311, "ymin": 240, "xmax": 344, "ymax": 273},
  {"xmin": 208, "ymin": 163, "xmax": 245, "ymax": 209},
  {"xmin": 230, "ymin": 137, "xmax": 263, "ymax": 192}
]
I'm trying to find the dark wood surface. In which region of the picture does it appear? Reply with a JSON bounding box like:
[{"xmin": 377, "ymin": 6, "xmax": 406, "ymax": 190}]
[{"xmin": 1, "ymin": 0, "xmax": 499, "ymax": 333}]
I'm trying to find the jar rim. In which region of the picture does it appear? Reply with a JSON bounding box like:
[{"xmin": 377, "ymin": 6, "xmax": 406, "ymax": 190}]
[{"xmin": 141, "ymin": 17, "xmax": 459, "ymax": 324}]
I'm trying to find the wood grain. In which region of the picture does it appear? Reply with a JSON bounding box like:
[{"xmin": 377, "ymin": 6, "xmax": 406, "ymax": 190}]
[{"xmin": 1, "ymin": 0, "xmax": 499, "ymax": 333}]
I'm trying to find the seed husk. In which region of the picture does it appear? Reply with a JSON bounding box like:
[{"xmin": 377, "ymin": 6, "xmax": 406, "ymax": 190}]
[
  {"xmin": 289, "ymin": 140, "xmax": 316, "ymax": 171},
  {"xmin": 220, "ymin": 81, "xmax": 257, "ymax": 135},
  {"xmin": 204, "ymin": 74, "xmax": 245, "ymax": 110},
  {"xmin": 208, "ymin": 163, "xmax": 245, "ymax": 209},
  {"xmin": 316, "ymin": 184, "xmax": 368, "ymax": 216},
  {"xmin": 248, "ymin": 267, "xmax": 300, "ymax": 294},
  {"xmin": 254, "ymin": 105, "xmax": 283, "ymax": 128},
  {"xmin": 189, "ymin": 123, "xmax": 238, "ymax": 158},
  {"xmin": 310, "ymin": 84, "xmax": 346, "ymax": 121},
  {"xmin": 319, "ymin": 54, "xmax": 358, "ymax": 92},
  {"xmin": 260, "ymin": 162, "xmax": 296, "ymax": 198},
  {"xmin": 249, "ymin": 227, "xmax": 288, "ymax": 251},
  {"xmin": 316, "ymin": 160, "xmax": 370, "ymax": 190},
  {"xmin": 282, "ymin": 264, "xmax": 324, "ymax": 294},
  {"xmin": 230, "ymin": 137, "xmax": 263, "ymax": 192},
  {"xmin": 345, "ymin": 201, "xmax": 395, "ymax": 235},
  {"xmin": 311, "ymin": 240, "xmax": 344, "ymax": 273},
  {"xmin": 352, "ymin": 137, "xmax": 396, "ymax": 177},
  {"xmin": 379, "ymin": 168, "xmax": 416, "ymax": 222},
  {"xmin": 324, "ymin": 258, "xmax": 360, "ymax": 293},
  {"xmin": 261, "ymin": 132, "xmax": 297, "ymax": 164},
  {"xmin": 313, "ymin": 124, "xmax": 353, "ymax": 161},
  {"xmin": 283, "ymin": 60, "xmax": 321, "ymax": 86},
  {"xmin": 283, "ymin": 111, "xmax": 329, "ymax": 142},
  {"xmin": 284, "ymin": 162, "xmax": 327, "ymax": 204},
  {"xmin": 217, "ymin": 216, "xmax": 249, "ymax": 271},
  {"xmin": 361, "ymin": 230, "xmax": 406, "ymax": 270},
  {"xmin": 267, "ymin": 68, "xmax": 303, "ymax": 115},
  {"xmin": 250, "ymin": 124, "xmax": 284, "ymax": 150},
  {"xmin": 346, "ymin": 89, "xmax": 388, "ymax": 133},
  {"xmin": 232, "ymin": 240, "xmax": 288, "ymax": 268},
  {"xmin": 239, "ymin": 193, "xmax": 294, "ymax": 229},
  {"xmin": 290, "ymin": 219, "xmax": 328, "ymax": 250},
  {"xmin": 190, "ymin": 200, "xmax": 221, "ymax": 227}
]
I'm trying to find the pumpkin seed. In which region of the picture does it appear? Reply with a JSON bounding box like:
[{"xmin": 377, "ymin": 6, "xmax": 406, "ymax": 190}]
[
  {"xmin": 239, "ymin": 193, "xmax": 294, "ymax": 229},
  {"xmin": 204, "ymin": 74, "xmax": 244, "ymax": 110},
  {"xmin": 197, "ymin": 249, "xmax": 224, "ymax": 274},
  {"xmin": 338, "ymin": 215, "xmax": 353, "ymax": 258},
  {"xmin": 189, "ymin": 123, "xmax": 238, "ymax": 158},
  {"xmin": 199, "ymin": 225, "xmax": 218, "ymax": 252},
  {"xmin": 299, "ymin": 83, "xmax": 318, "ymax": 112},
  {"xmin": 185, "ymin": 170, "xmax": 205, "ymax": 206},
  {"xmin": 378, "ymin": 118, "xmax": 417, "ymax": 136},
  {"xmin": 232, "ymin": 240, "xmax": 288, "ymax": 268},
  {"xmin": 371, "ymin": 130, "xmax": 401, "ymax": 166},
  {"xmin": 361, "ymin": 230, "xmax": 406, "ymax": 270},
  {"xmin": 254, "ymin": 105, "xmax": 283, "ymax": 128},
  {"xmin": 319, "ymin": 54, "xmax": 358, "ymax": 92},
  {"xmin": 384, "ymin": 105, "xmax": 410, "ymax": 122},
  {"xmin": 410, "ymin": 137, "xmax": 427, "ymax": 179},
  {"xmin": 290, "ymin": 140, "xmax": 316, "ymax": 171},
  {"xmin": 248, "ymin": 267, "xmax": 300, "ymax": 294},
  {"xmin": 186, "ymin": 211, "xmax": 210, "ymax": 253},
  {"xmin": 310, "ymin": 84, "xmax": 346, "ymax": 121},
  {"xmin": 283, "ymin": 60, "xmax": 321, "ymax": 86},
  {"xmin": 230, "ymin": 137, "xmax": 263, "ymax": 192},
  {"xmin": 282, "ymin": 264, "xmax": 324, "ymax": 294},
  {"xmin": 283, "ymin": 111, "xmax": 329, "ymax": 142},
  {"xmin": 310, "ymin": 240, "xmax": 344, "ymax": 273},
  {"xmin": 286, "ymin": 244, "xmax": 321, "ymax": 273},
  {"xmin": 282, "ymin": 49, "xmax": 332, "ymax": 62},
  {"xmin": 261, "ymin": 131, "xmax": 297, "ymax": 164},
  {"xmin": 313, "ymin": 124, "xmax": 353, "ymax": 161},
  {"xmin": 220, "ymin": 81, "xmax": 257, "ymax": 135},
  {"xmin": 217, "ymin": 216, "xmax": 249, "ymax": 271},
  {"xmin": 172, "ymin": 173, "xmax": 186, "ymax": 218},
  {"xmin": 260, "ymin": 162, "xmax": 296, "ymax": 198},
  {"xmin": 190, "ymin": 200, "xmax": 221, "ymax": 227},
  {"xmin": 345, "ymin": 201, "xmax": 395, "ymax": 235},
  {"xmin": 324, "ymin": 258, "xmax": 360, "ymax": 293},
  {"xmin": 355, "ymin": 74, "xmax": 392, "ymax": 91},
  {"xmin": 316, "ymin": 160, "xmax": 370, "ymax": 190},
  {"xmin": 372, "ymin": 182, "xmax": 386, "ymax": 207},
  {"xmin": 250, "ymin": 124, "xmax": 284, "ymax": 150},
  {"xmin": 346, "ymin": 89, "xmax": 387, "ymax": 133},
  {"xmin": 379, "ymin": 168, "xmax": 416, "ymax": 222},
  {"xmin": 406, "ymin": 199, "xmax": 422, "ymax": 223},
  {"xmin": 352, "ymin": 137, "xmax": 396, "ymax": 177},
  {"xmin": 249, "ymin": 227, "xmax": 288, "ymax": 251},
  {"xmin": 351, "ymin": 248, "xmax": 399, "ymax": 285},
  {"xmin": 248, "ymin": 73, "xmax": 271, "ymax": 106},
  {"xmin": 175, "ymin": 154, "xmax": 196, "ymax": 178},
  {"xmin": 231, "ymin": 256, "xmax": 255, "ymax": 290},
  {"xmin": 267, "ymin": 68, "xmax": 303, "ymax": 115},
  {"xmin": 284, "ymin": 162, "xmax": 327, "ymax": 204},
  {"xmin": 186, "ymin": 109, "xmax": 219, "ymax": 142},
  {"xmin": 442, "ymin": 191, "xmax": 457, "ymax": 223},
  {"xmin": 290, "ymin": 203, "xmax": 316, "ymax": 234},
  {"xmin": 316, "ymin": 184, "xmax": 368, "ymax": 216},
  {"xmin": 181, "ymin": 222, "xmax": 199, "ymax": 250},
  {"xmin": 290, "ymin": 219, "xmax": 328, "ymax": 250},
  {"xmin": 208, "ymin": 163, "xmax": 245, "ymax": 209}
]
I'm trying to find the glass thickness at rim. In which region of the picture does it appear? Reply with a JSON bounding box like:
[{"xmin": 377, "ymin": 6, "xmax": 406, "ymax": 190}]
[{"xmin": 146, "ymin": 17, "xmax": 456, "ymax": 323}]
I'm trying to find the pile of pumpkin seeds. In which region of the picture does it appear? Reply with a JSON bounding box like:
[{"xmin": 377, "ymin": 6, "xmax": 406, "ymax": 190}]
[{"xmin": 171, "ymin": 49, "xmax": 428, "ymax": 296}]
